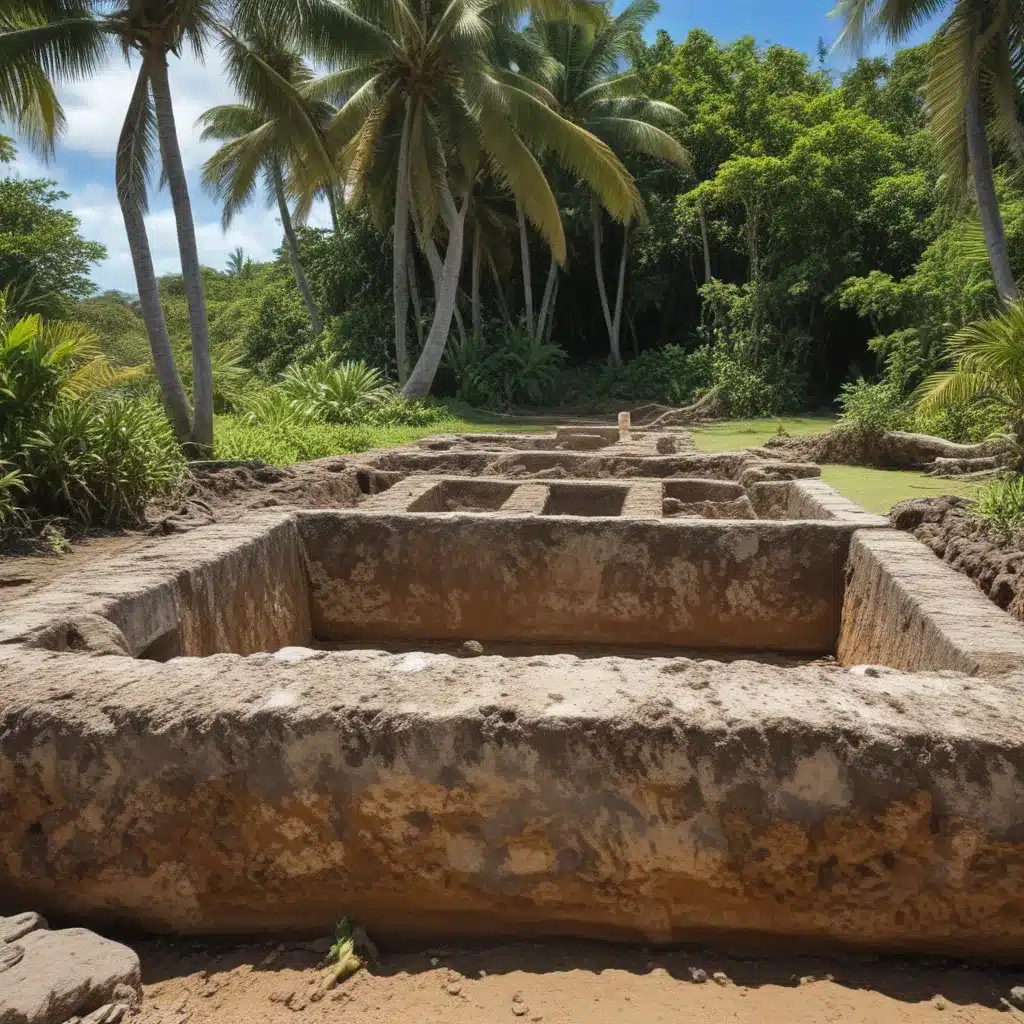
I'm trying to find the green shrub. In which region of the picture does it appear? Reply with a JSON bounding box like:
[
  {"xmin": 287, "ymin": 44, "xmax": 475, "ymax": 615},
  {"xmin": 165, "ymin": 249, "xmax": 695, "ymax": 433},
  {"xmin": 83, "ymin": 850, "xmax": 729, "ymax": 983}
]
[
  {"xmin": 319, "ymin": 304, "xmax": 395, "ymax": 373},
  {"xmin": 363, "ymin": 397, "xmax": 448, "ymax": 427},
  {"xmin": 20, "ymin": 397, "xmax": 183, "ymax": 526},
  {"xmin": 974, "ymin": 475, "xmax": 1024, "ymax": 535},
  {"xmin": 215, "ymin": 418, "xmax": 378, "ymax": 464},
  {"xmin": 838, "ymin": 377, "xmax": 913, "ymax": 436},
  {"xmin": 914, "ymin": 401, "xmax": 1005, "ymax": 444},
  {"xmin": 279, "ymin": 359, "xmax": 394, "ymax": 423},
  {"xmin": 0, "ymin": 303, "xmax": 184, "ymax": 532},
  {"xmin": 0, "ymin": 464, "xmax": 25, "ymax": 534},
  {"xmin": 610, "ymin": 344, "xmax": 713, "ymax": 406},
  {"xmin": 447, "ymin": 322, "xmax": 565, "ymax": 410}
]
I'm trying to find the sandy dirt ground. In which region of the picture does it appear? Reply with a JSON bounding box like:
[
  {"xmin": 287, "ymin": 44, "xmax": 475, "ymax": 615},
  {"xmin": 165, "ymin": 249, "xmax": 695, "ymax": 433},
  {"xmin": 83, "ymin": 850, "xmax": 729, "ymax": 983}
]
[
  {"xmin": 0, "ymin": 533, "xmax": 150, "ymax": 604},
  {"xmin": 134, "ymin": 938, "xmax": 1018, "ymax": 1024}
]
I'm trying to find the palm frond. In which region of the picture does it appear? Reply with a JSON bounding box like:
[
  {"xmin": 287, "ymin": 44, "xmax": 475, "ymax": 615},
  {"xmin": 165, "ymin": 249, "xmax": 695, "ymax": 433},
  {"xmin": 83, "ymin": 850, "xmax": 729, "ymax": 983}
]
[
  {"xmin": 474, "ymin": 72, "xmax": 643, "ymax": 223},
  {"xmin": 200, "ymin": 120, "xmax": 277, "ymax": 227},
  {"xmin": 588, "ymin": 116, "xmax": 690, "ymax": 167},
  {"xmin": 116, "ymin": 64, "xmax": 157, "ymax": 214},
  {"xmin": 925, "ymin": 6, "xmax": 974, "ymax": 200}
]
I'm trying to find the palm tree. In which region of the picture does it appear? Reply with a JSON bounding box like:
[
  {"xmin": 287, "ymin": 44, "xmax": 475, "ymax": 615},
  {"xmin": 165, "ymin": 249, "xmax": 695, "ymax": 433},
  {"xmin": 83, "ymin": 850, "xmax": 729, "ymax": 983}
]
[
  {"xmin": 225, "ymin": 246, "xmax": 251, "ymax": 277},
  {"xmin": 0, "ymin": 0, "xmax": 195, "ymax": 441},
  {"xmin": 198, "ymin": 37, "xmax": 338, "ymax": 338},
  {"xmin": 0, "ymin": 0, "xmax": 107, "ymax": 159},
  {"xmin": 292, "ymin": 0, "xmax": 641, "ymax": 398},
  {"xmin": 918, "ymin": 300, "xmax": 1024, "ymax": 446},
  {"xmin": 530, "ymin": 0, "xmax": 690, "ymax": 364},
  {"xmin": 2, "ymin": 0, "xmax": 327, "ymax": 449},
  {"xmin": 835, "ymin": 0, "xmax": 1023, "ymax": 305}
]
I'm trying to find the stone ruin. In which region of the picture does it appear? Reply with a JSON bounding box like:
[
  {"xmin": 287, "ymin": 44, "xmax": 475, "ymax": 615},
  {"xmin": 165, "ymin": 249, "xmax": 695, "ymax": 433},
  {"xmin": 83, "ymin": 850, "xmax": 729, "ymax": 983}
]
[{"xmin": 4, "ymin": 422, "xmax": 1024, "ymax": 963}]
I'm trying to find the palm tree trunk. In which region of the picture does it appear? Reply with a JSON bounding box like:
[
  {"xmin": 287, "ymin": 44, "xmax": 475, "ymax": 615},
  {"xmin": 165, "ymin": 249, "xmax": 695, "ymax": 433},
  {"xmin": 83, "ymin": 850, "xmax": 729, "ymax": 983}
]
[
  {"xmin": 327, "ymin": 186, "xmax": 342, "ymax": 235},
  {"xmin": 393, "ymin": 100, "xmax": 414, "ymax": 385},
  {"xmin": 610, "ymin": 221, "xmax": 631, "ymax": 365},
  {"xmin": 117, "ymin": 67, "xmax": 192, "ymax": 444},
  {"xmin": 517, "ymin": 201, "xmax": 534, "ymax": 335},
  {"xmin": 148, "ymin": 50, "xmax": 214, "ymax": 451},
  {"xmin": 471, "ymin": 223, "xmax": 482, "ymax": 344},
  {"xmin": 403, "ymin": 192, "xmax": 468, "ymax": 399},
  {"xmin": 698, "ymin": 197, "xmax": 712, "ymax": 283},
  {"xmin": 536, "ymin": 259, "xmax": 558, "ymax": 344},
  {"xmin": 545, "ymin": 272, "xmax": 559, "ymax": 344},
  {"xmin": 487, "ymin": 251, "xmax": 511, "ymax": 329},
  {"xmin": 119, "ymin": 198, "xmax": 193, "ymax": 443},
  {"xmin": 407, "ymin": 249, "xmax": 424, "ymax": 350},
  {"xmin": 273, "ymin": 161, "xmax": 324, "ymax": 336},
  {"xmin": 592, "ymin": 199, "xmax": 616, "ymax": 362},
  {"xmin": 966, "ymin": 74, "xmax": 1019, "ymax": 304},
  {"xmin": 423, "ymin": 235, "xmax": 468, "ymax": 346}
]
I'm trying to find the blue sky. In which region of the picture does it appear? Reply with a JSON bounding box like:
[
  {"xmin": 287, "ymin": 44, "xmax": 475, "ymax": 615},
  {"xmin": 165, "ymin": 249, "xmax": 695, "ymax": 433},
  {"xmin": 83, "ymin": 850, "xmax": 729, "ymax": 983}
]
[{"xmin": 5, "ymin": 1, "xmax": 946, "ymax": 294}]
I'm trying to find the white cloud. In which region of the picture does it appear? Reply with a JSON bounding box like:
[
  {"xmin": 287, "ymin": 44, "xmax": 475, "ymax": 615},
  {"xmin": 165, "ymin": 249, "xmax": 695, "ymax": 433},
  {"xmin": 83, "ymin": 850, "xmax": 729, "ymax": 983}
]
[
  {"xmin": 5, "ymin": 45, "xmax": 331, "ymax": 291},
  {"xmin": 57, "ymin": 48, "xmax": 236, "ymax": 172},
  {"xmin": 69, "ymin": 183, "xmax": 331, "ymax": 292}
]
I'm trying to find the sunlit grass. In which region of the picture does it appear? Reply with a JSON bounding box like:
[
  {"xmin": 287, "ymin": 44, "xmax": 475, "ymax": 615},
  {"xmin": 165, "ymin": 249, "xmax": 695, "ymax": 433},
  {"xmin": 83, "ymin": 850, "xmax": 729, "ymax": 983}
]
[
  {"xmin": 691, "ymin": 416, "xmax": 978, "ymax": 515},
  {"xmin": 690, "ymin": 416, "xmax": 838, "ymax": 451},
  {"xmin": 212, "ymin": 414, "xmax": 543, "ymax": 465}
]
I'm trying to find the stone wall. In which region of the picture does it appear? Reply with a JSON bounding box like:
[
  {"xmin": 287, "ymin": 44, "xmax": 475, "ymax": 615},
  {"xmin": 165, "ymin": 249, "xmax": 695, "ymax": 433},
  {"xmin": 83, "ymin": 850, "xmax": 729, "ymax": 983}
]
[
  {"xmin": 0, "ymin": 515, "xmax": 311, "ymax": 657},
  {"xmin": 4, "ymin": 648, "xmax": 1024, "ymax": 956},
  {"xmin": 300, "ymin": 512, "xmax": 852, "ymax": 652},
  {"xmin": 837, "ymin": 530, "xmax": 1024, "ymax": 674}
]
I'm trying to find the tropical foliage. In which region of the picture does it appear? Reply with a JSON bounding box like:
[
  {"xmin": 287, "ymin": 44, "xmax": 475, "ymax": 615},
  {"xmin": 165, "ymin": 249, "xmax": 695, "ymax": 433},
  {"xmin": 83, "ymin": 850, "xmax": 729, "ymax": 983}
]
[
  {"xmin": 13, "ymin": 1, "xmax": 1024, "ymax": 532},
  {"xmin": 0, "ymin": 296, "xmax": 182, "ymax": 532}
]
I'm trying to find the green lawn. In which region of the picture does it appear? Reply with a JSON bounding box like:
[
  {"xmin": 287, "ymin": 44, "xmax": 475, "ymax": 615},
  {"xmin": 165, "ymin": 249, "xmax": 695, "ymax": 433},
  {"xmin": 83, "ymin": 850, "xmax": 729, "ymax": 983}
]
[
  {"xmin": 690, "ymin": 416, "xmax": 838, "ymax": 451},
  {"xmin": 691, "ymin": 416, "xmax": 978, "ymax": 515},
  {"xmin": 819, "ymin": 465, "xmax": 977, "ymax": 514}
]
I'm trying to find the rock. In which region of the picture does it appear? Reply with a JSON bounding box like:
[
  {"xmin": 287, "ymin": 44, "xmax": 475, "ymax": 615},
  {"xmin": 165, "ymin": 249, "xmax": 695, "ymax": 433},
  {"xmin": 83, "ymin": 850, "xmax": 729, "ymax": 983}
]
[
  {"xmin": 0, "ymin": 925, "xmax": 141, "ymax": 1024},
  {"xmin": 656, "ymin": 436, "xmax": 677, "ymax": 454},
  {"xmin": 286, "ymin": 991, "xmax": 308, "ymax": 1012},
  {"xmin": 712, "ymin": 971, "xmax": 730, "ymax": 986},
  {"xmin": 688, "ymin": 967, "xmax": 707, "ymax": 983},
  {"xmin": 459, "ymin": 640, "xmax": 485, "ymax": 657},
  {"xmin": 0, "ymin": 913, "xmax": 46, "ymax": 944},
  {"xmin": 1010, "ymin": 985, "xmax": 1024, "ymax": 1008},
  {"xmin": 445, "ymin": 981, "xmax": 463, "ymax": 996},
  {"xmin": 932, "ymin": 995, "xmax": 948, "ymax": 1011},
  {"xmin": 81, "ymin": 1004, "xmax": 131, "ymax": 1024},
  {"xmin": 0, "ymin": 945, "xmax": 25, "ymax": 972}
]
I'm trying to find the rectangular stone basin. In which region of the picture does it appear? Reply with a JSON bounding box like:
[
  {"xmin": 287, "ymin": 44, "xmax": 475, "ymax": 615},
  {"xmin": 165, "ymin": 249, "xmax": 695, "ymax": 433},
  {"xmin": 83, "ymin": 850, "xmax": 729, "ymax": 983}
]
[{"xmin": 5, "ymin": 509, "xmax": 1024, "ymax": 955}]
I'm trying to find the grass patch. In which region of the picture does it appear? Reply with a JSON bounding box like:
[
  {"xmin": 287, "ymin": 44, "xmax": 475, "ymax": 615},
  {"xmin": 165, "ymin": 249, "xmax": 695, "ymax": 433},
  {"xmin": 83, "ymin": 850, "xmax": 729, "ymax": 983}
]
[
  {"xmin": 690, "ymin": 416, "xmax": 838, "ymax": 452},
  {"xmin": 213, "ymin": 414, "xmax": 542, "ymax": 465},
  {"xmin": 820, "ymin": 465, "xmax": 978, "ymax": 515},
  {"xmin": 691, "ymin": 416, "xmax": 978, "ymax": 514}
]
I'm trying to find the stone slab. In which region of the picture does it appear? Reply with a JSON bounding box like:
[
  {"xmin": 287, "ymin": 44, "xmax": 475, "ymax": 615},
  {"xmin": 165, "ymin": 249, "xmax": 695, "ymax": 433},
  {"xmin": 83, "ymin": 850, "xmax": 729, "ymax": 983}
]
[{"xmin": 4, "ymin": 646, "xmax": 1024, "ymax": 956}]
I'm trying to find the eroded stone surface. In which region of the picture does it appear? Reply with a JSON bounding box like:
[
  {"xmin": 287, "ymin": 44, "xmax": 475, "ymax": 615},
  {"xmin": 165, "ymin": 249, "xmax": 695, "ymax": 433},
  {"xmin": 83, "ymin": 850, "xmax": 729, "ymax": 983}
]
[
  {"xmin": 0, "ymin": 923, "xmax": 140, "ymax": 1024},
  {"xmin": 3, "ymin": 646, "xmax": 1024, "ymax": 955},
  {"xmin": 3, "ymin": 428, "xmax": 1024, "ymax": 963},
  {"xmin": 838, "ymin": 530, "xmax": 1024, "ymax": 674}
]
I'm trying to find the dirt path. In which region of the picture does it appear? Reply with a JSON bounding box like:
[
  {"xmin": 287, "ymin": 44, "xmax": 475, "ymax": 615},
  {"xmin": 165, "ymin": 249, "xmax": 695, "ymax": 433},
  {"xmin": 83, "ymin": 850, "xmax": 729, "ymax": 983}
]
[
  {"xmin": 0, "ymin": 533, "xmax": 151, "ymax": 605},
  {"xmin": 136, "ymin": 939, "xmax": 1013, "ymax": 1024}
]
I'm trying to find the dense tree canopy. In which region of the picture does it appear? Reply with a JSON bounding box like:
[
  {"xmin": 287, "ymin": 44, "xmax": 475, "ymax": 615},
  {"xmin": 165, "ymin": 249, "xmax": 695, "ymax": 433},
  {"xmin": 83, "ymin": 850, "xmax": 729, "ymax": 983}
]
[
  {"xmin": 7, "ymin": 11, "xmax": 1024, "ymax": 422},
  {"xmin": 0, "ymin": 175, "xmax": 105, "ymax": 320}
]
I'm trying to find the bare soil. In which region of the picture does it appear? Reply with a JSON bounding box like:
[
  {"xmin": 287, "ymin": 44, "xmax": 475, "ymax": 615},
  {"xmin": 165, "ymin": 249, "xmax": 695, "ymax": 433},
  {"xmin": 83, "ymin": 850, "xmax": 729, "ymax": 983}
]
[
  {"xmin": 891, "ymin": 495, "xmax": 1024, "ymax": 621},
  {"xmin": 0, "ymin": 456, "xmax": 384, "ymax": 605},
  {"xmin": 135, "ymin": 938, "xmax": 1014, "ymax": 1024}
]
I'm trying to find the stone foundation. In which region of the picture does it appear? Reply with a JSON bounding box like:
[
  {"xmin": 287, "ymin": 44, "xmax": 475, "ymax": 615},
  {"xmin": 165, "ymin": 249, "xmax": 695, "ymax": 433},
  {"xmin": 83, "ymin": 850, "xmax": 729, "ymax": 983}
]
[{"xmin": 3, "ymin": 428, "xmax": 1024, "ymax": 956}]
